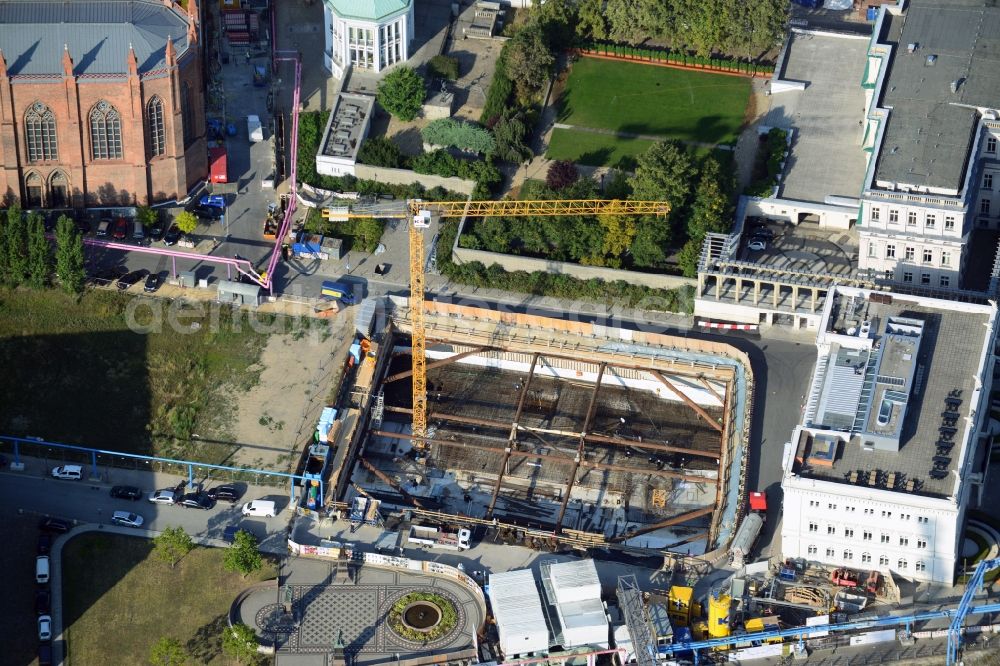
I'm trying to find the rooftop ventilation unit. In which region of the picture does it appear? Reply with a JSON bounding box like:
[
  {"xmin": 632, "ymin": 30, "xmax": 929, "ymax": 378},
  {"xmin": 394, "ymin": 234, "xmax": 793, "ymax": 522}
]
[
  {"xmin": 925, "ymin": 54, "xmax": 936, "ymax": 66},
  {"xmin": 907, "ymin": 43, "xmax": 917, "ymax": 53}
]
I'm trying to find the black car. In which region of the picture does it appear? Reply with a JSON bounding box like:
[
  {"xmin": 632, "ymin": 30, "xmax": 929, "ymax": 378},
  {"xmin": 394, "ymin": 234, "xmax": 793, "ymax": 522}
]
[
  {"xmin": 206, "ymin": 485, "xmax": 243, "ymax": 503},
  {"xmin": 75, "ymin": 217, "xmax": 91, "ymax": 235},
  {"xmin": 749, "ymin": 226, "xmax": 775, "ymax": 240},
  {"xmin": 178, "ymin": 493, "xmax": 215, "ymax": 510},
  {"xmin": 163, "ymin": 225, "xmax": 182, "ymax": 246},
  {"xmin": 117, "ymin": 269, "xmax": 148, "ymax": 290},
  {"xmin": 110, "ymin": 485, "xmax": 142, "ymax": 501},
  {"xmin": 39, "ymin": 644, "xmax": 53, "ymax": 666},
  {"xmin": 144, "ymin": 273, "xmax": 162, "ymax": 293},
  {"xmin": 35, "ymin": 589, "xmax": 51, "ymax": 615},
  {"xmin": 149, "ymin": 218, "xmax": 165, "ymax": 240},
  {"xmin": 38, "ymin": 517, "xmax": 72, "ymax": 534},
  {"xmin": 91, "ymin": 266, "xmax": 128, "ymax": 285},
  {"xmin": 37, "ymin": 533, "xmax": 52, "ymax": 555},
  {"xmin": 191, "ymin": 204, "xmax": 223, "ymax": 221}
]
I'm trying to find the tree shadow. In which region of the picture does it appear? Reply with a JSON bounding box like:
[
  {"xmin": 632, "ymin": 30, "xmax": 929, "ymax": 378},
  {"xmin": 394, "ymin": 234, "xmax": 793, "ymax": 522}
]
[
  {"xmin": 575, "ymin": 147, "xmax": 613, "ymax": 167},
  {"xmin": 185, "ymin": 613, "xmax": 228, "ymax": 663}
]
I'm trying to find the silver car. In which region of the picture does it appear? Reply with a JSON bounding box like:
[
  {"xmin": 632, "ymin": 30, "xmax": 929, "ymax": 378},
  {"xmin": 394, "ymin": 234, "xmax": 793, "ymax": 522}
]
[
  {"xmin": 148, "ymin": 489, "xmax": 177, "ymax": 505},
  {"xmin": 110, "ymin": 511, "xmax": 144, "ymax": 528}
]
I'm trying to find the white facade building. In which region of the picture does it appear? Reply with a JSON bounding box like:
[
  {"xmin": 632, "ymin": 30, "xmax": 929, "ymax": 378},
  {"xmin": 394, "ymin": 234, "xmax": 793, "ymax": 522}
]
[
  {"xmin": 540, "ymin": 559, "xmax": 610, "ymax": 650},
  {"xmin": 780, "ymin": 286, "xmax": 998, "ymax": 584},
  {"xmin": 857, "ymin": 0, "xmax": 1000, "ymax": 291},
  {"xmin": 487, "ymin": 569, "xmax": 550, "ymax": 659},
  {"xmin": 322, "ymin": 0, "xmax": 414, "ymax": 78}
]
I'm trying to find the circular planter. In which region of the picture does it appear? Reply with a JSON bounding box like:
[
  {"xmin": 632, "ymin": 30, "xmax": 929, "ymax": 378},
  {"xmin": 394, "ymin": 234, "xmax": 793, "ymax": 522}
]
[
  {"xmin": 387, "ymin": 592, "xmax": 459, "ymax": 643},
  {"xmin": 401, "ymin": 600, "xmax": 442, "ymax": 632}
]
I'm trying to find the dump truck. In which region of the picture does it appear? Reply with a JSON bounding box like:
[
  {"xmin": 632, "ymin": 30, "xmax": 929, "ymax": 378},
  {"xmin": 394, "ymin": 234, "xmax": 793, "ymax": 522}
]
[
  {"xmin": 408, "ymin": 525, "xmax": 471, "ymax": 551},
  {"xmin": 321, "ymin": 280, "xmax": 357, "ymax": 305}
]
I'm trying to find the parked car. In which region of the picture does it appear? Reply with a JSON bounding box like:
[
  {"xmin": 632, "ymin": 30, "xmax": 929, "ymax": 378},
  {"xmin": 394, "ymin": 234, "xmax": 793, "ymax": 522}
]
[
  {"xmin": 51, "ymin": 464, "xmax": 83, "ymax": 480},
  {"xmin": 75, "ymin": 217, "xmax": 92, "ymax": 235},
  {"xmin": 748, "ymin": 239, "xmax": 767, "ymax": 251},
  {"xmin": 110, "ymin": 485, "xmax": 142, "ymax": 501},
  {"xmin": 750, "ymin": 226, "xmax": 775, "ymax": 240},
  {"xmin": 37, "ymin": 533, "xmax": 52, "ymax": 555},
  {"xmin": 207, "ymin": 485, "xmax": 243, "ymax": 503},
  {"xmin": 111, "ymin": 217, "xmax": 129, "ymax": 240},
  {"xmin": 36, "ymin": 555, "xmax": 50, "ymax": 584},
  {"xmin": 96, "ymin": 218, "xmax": 111, "ymax": 236},
  {"xmin": 91, "ymin": 266, "xmax": 127, "ymax": 285},
  {"xmin": 178, "ymin": 493, "xmax": 215, "ymax": 510},
  {"xmin": 110, "ymin": 511, "xmax": 144, "ymax": 528},
  {"xmin": 38, "ymin": 517, "xmax": 72, "ymax": 534},
  {"xmin": 148, "ymin": 489, "xmax": 177, "ymax": 505},
  {"xmin": 144, "ymin": 273, "xmax": 162, "ymax": 293},
  {"xmin": 38, "ymin": 644, "xmax": 53, "ymax": 666},
  {"xmin": 241, "ymin": 500, "xmax": 276, "ymax": 517},
  {"xmin": 163, "ymin": 224, "xmax": 182, "ymax": 246},
  {"xmin": 35, "ymin": 589, "xmax": 51, "ymax": 615},
  {"xmin": 191, "ymin": 203, "xmax": 223, "ymax": 221},
  {"xmin": 117, "ymin": 269, "xmax": 148, "ymax": 290},
  {"xmin": 149, "ymin": 218, "xmax": 165, "ymax": 240},
  {"xmin": 38, "ymin": 614, "xmax": 52, "ymax": 641}
]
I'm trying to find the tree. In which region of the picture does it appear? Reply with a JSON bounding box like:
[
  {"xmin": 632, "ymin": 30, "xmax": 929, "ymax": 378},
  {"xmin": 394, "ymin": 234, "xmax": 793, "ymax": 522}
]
[
  {"xmin": 530, "ymin": 0, "xmax": 577, "ymax": 51},
  {"xmin": 603, "ymin": 169, "xmax": 631, "ymax": 199},
  {"xmin": 546, "ymin": 160, "xmax": 579, "ymax": 190},
  {"xmin": 421, "ymin": 118, "xmax": 495, "ymax": 155},
  {"xmin": 222, "ymin": 623, "xmax": 259, "ymax": 664},
  {"xmin": 505, "ymin": 24, "xmax": 554, "ymax": 101},
  {"xmin": 149, "ymin": 637, "xmax": 188, "ymax": 666},
  {"xmin": 376, "ymin": 66, "xmax": 426, "ymax": 122},
  {"xmin": 223, "ymin": 530, "xmax": 263, "ymax": 578},
  {"xmin": 54, "ymin": 214, "xmax": 85, "ymax": 294},
  {"xmin": 174, "ymin": 211, "xmax": 197, "ymax": 235},
  {"xmin": 599, "ymin": 213, "xmax": 638, "ymax": 262},
  {"xmin": 492, "ymin": 111, "xmax": 532, "ymax": 163},
  {"xmin": 25, "ymin": 211, "xmax": 51, "ymax": 288},
  {"xmin": 357, "ymin": 136, "xmax": 404, "ymax": 167},
  {"xmin": 136, "ymin": 205, "xmax": 158, "ymax": 228},
  {"xmin": 576, "ymin": 0, "xmax": 608, "ymax": 41},
  {"xmin": 630, "ymin": 140, "xmax": 696, "ymax": 212},
  {"xmin": 427, "ymin": 54, "xmax": 460, "ymax": 80},
  {"xmin": 153, "ymin": 526, "xmax": 194, "ymax": 569},
  {"xmin": 678, "ymin": 156, "xmax": 733, "ymax": 276},
  {"xmin": 3, "ymin": 204, "xmax": 28, "ymax": 286},
  {"xmin": 629, "ymin": 217, "xmax": 671, "ymax": 268}
]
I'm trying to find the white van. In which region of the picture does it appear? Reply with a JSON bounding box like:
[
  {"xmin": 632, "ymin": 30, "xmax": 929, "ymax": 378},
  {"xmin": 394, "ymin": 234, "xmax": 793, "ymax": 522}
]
[
  {"xmin": 51, "ymin": 465, "xmax": 83, "ymax": 480},
  {"xmin": 36, "ymin": 555, "xmax": 50, "ymax": 584},
  {"xmin": 241, "ymin": 500, "xmax": 276, "ymax": 518},
  {"xmin": 132, "ymin": 219, "xmax": 145, "ymax": 242}
]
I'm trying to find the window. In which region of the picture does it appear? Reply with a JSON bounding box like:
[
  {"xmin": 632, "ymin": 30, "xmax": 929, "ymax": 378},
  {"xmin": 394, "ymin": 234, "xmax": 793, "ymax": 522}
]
[
  {"xmin": 828, "ymin": 525, "xmax": 836, "ymax": 535},
  {"xmin": 982, "ymin": 198, "xmax": 991, "ymax": 215},
  {"xmin": 918, "ymin": 516, "xmax": 929, "ymax": 524},
  {"xmin": 926, "ymin": 214, "xmax": 936, "ymax": 229},
  {"xmin": 889, "ymin": 209, "xmax": 899, "ymax": 223},
  {"xmin": 862, "ymin": 552, "xmax": 872, "ymax": 563},
  {"xmin": 985, "ymin": 174, "xmax": 994, "ymax": 190},
  {"xmin": 843, "ymin": 549, "xmax": 853, "ymax": 560},
  {"xmin": 89, "ymin": 101, "xmax": 122, "ymax": 160},
  {"xmin": 809, "ymin": 522, "xmax": 818, "ymax": 532},
  {"xmin": 917, "ymin": 539, "xmax": 927, "ymax": 549},
  {"xmin": 25, "ymin": 102, "xmax": 58, "ymax": 162},
  {"xmin": 915, "ymin": 561, "xmax": 927, "ymax": 572},
  {"xmin": 884, "ymin": 269, "xmax": 893, "ymax": 280},
  {"xmin": 945, "ymin": 216, "xmax": 956, "ymax": 231},
  {"xmin": 828, "ymin": 504, "xmax": 837, "ymax": 510},
  {"xmin": 809, "ymin": 500, "xmax": 819, "ymax": 507},
  {"xmin": 941, "ymin": 251, "xmax": 951, "ymax": 267},
  {"xmin": 923, "ymin": 248, "xmax": 933, "ymax": 264},
  {"xmin": 826, "ymin": 548, "xmax": 835, "ymax": 558},
  {"xmin": 886, "ymin": 244, "xmax": 896, "ymax": 259},
  {"xmin": 808, "ymin": 545, "xmax": 817, "ymax": 555},
  {"xmin": 847, "ymin": 506, "xmax": 856, "ymax": 513},
  {"xmin": 902, "ymin": 514, "xmax": 910, "ymax": 520},
  {"xmin": 880, "ymin": 555, "xmax": 890, "ymax": 566},
  {"xmin": 181, "ymin": 83, "xmax": 194, "ymax": 147},
  {"xmin": 899, "ymin": 537, "xmax": 909, "ymax": 547},
  {"xmin": 907, "ymin": 211, "xmax": 918, "ymax": 226},
  {"xmin": 921, "ymin": 273, "xmax": 931, "ymax": 285},
  {"xmin": 864, "ymin": 508, "xmax": 873, "ymax": 515},
  {"xmin": 898, "ymin": 558, "xmax": 908, "ymax": 570},
  {"xmin": 845, "ymin": 528, "xmax": 854, "ymax": 538},
  {"xmin": 903, "ymin": 272, "xmax": 913, "ymax": 283},
  {"xmin": 49, "ymin": 171, "xmax": 68, "ymax": 208},
  {"xmin": 940, "ymin": 275, "xmax": 950, "ymax": 287},
  {"xmin": 863, "ymin": 530, "xmax": 872, "ymax": 541},
  {"xmin": 871, "ymin": 207, "xmax": 880, "ymax": 221},
  {"xmin": 147, "ymin": 96, "xmax": 165, "ymax": 157},
  {"xmin": 988, "ymin": 137, "xmax": 998, "ymax": 154},
  {"xmin": 881, "ymin": 533, "xmax": 890, "ymax": 544},
  {"xmin": 904, "ymin": 246, "xmax": 914, "ymax": 261},
  {"xmin": 24, "ymin": 172, "xmax": 42, "ymax": 207}
]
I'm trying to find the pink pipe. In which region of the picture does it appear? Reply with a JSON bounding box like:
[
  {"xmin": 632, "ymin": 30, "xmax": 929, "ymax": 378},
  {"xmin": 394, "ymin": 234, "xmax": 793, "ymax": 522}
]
[{"xmin": 81, "ymin": 237, "xmax": 261, "ymax": 283}]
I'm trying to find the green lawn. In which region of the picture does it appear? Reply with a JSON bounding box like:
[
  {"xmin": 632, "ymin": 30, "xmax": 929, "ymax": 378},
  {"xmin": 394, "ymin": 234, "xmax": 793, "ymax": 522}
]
[
  {"xmin": 546, "ymin": 128, "xmax": 656, "ymax": 168},
  {"xmin": 63, "ymin": 533, "xmax": 276, "ymax": 665},
  {"xmin": 557, "ymin": 58, "xmax": 751, "ymax": 145}
]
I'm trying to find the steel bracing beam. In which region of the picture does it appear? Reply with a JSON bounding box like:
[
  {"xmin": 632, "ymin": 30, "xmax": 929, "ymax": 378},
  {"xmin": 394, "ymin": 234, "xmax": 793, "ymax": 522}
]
[
  {"xmin": 488, "ymin": 353, "xmax": 540, "ymax": 519},
  {"xmin": 652, "ymin": 370, "xmax": 723, "ymax": 432},
  {"xmin": 609, "ymin": 506, "xmax": 715, "ymax": 544},
  {"xmin": 556, "ymin": 363, "xmax": 606, "ymax": 531},
  {"xmin": 382, "ymin": 346, "xmax": 496, "ymax": 383},
  {"xmin": 357, "ymin": 457, "xmax": 425, "ymax": 509},
  {"xmin": 368, "ymin": 430, "xmax": 716, "ymax": 483},
  {"xmin": 697, "ymin": 376, "xmax": 726, "ymax": 405}
]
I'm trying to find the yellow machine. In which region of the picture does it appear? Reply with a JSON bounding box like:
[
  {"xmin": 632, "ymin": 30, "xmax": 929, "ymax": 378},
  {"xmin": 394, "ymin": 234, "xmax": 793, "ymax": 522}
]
[
  {"xmin": 668, "ymin": 586, "xmax": 695, "ymax": 627},
  {"xmin": 744, "ymin": 616, "xmax": 783, "ymax": 644},
  {"xmin": 707, "ymin": 591, "xmax": 732, "ymax": 639},
  {"xmin": 323, "ymin": 199, "xmax": 670, "ymax": 452}
]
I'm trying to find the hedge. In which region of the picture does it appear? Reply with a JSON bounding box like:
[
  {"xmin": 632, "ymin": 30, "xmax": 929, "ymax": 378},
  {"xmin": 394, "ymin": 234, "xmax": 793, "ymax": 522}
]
[{"xmin": 578, "ymin": 41, "xmax": 775, "ymax": 76}]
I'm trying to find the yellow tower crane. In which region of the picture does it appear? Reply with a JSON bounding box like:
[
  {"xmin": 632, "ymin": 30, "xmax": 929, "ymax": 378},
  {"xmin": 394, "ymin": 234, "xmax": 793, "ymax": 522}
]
[{"xmin": 323, "ymin": 198, "xmax": 669, "ymax": 452}]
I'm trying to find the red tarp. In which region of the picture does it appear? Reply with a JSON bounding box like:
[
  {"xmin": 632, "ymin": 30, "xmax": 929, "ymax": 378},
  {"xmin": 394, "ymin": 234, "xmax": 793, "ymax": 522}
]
[
  {"xmin": 748, "ymin": 491, "xmax": 767, "ymax": 512},
  {"xmin": 209, "ymin": 146, "xmax": 228, "ymax": 184}
]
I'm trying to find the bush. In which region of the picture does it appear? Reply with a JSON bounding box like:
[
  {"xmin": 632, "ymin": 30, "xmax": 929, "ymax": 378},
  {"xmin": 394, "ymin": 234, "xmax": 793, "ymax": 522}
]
[
  {"xmin": 421, "ymin": 118, "xmax": 495, "ymax": 155},
  {"xmin": 427, "ymin": 54, "xmax": 460, "ymax": 80},
  {"xmin": 388, "ymin": 593, "xmax": 458, "ymax": 642},
  {"xmin": 411, "ymin": 150, "xmax": 460, "ymax": 177},
  {"xmin": 545, "ymin": 160, "xmax": 579, "ymax": 190},
  {"xmin": 744, "ymin": 127, "xmax": 788, "ymax": 197},
  {"xmin": 480, "ymin": 46, "xmax": 514, "ymax": 125},
  {"xmin": 377, "ymin": 66, "xmax": 426, "ymax": 121},
  {"xmin": 357, "ymin": 136, "xmax": 405, "ymax": 168}
]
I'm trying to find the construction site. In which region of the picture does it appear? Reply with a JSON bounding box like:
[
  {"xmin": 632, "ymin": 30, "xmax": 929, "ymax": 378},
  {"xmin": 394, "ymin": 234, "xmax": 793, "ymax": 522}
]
[{"xmin": 325, "ymin": 300, "xmax": 754, "ymax": 556}]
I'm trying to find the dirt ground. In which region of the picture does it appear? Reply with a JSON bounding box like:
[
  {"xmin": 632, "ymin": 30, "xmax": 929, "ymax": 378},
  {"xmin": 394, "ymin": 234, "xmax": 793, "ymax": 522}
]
[{"xmin": 229, "ymin": 317, "xmax": 354, "ymax": 472}]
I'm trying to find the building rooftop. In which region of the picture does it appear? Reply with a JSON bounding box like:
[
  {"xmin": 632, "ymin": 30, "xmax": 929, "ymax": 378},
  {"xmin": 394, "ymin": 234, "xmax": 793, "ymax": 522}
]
[
  {"xmin": 324, "ymin": 0, "xmax": 410, "ymax": 21},
  {"xmin": 872, "ymin": 0, "xmax": 1000, "ymax": 191},
  {"xmin": 0, "ymin": 0, "xmax": 192, "ymax": 79},
  {"xmin": 488, "ymin": 569, "xmax": 550, "ymax": 655},
  {"xmin": 794, "ymin": 288, "xmax": 994, "ymax": 497},
  {"xmin": 766, "ymin": 30, "xmax": 869, "ymax": 202},
  {"xmin": 320, "ymin": 92, "xmax": 374, "ymax": 162}
]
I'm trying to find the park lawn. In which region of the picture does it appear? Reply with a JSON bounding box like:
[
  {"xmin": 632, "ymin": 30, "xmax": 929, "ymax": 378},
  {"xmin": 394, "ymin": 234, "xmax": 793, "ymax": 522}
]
[
  {"xmin": 0, "ymin": 288, "xmax": 285, "ymax": 462},
  {"xmin": 62, "ymin": 533, "xmax": 276, "ymax": 665},
  {"xmin": 557, "ymin": 57, "xmax": 751, "ymax": 145},
  {"xmin": 546, "ymin": 128, "xmax": 656, "ymax": 167}
]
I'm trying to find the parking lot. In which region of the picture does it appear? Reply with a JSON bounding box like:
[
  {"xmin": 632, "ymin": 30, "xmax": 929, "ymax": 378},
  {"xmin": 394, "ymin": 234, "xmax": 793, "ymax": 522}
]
[{"xmin": 741, "ymin": 216, "xmax": 859, "ymax": 278}]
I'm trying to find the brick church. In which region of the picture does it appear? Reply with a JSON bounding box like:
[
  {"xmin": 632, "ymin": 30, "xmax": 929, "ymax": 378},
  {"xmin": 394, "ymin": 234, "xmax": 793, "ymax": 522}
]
[{"xmin": 0, "ymin": 0, "xmax": 207, "ymax": 207}]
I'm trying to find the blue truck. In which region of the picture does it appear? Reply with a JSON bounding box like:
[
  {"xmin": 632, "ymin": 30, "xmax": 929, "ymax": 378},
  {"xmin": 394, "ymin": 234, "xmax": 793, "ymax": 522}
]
[{"xmin": 321, "ymin": 280, "xmax": 357, "ymax": 305}]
